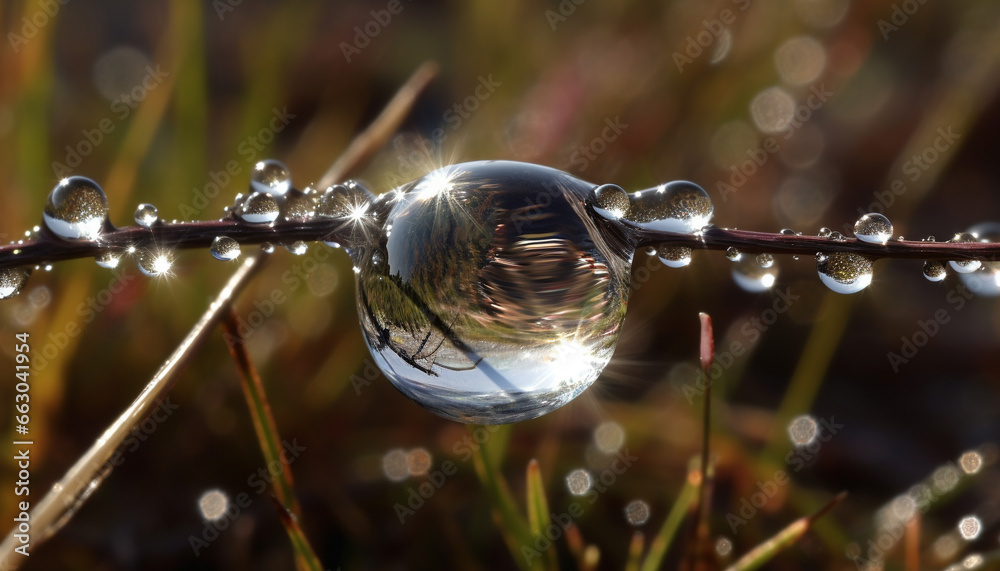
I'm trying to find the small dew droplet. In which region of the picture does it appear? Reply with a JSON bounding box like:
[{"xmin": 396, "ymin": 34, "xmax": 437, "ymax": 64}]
[
  {"xmin": 725, "ymin": 246, "xmax": 742, "ymax": 262},
  {"xmin": 756, "ymin": 253, "xmax": 774, "ymax": 268},
  {"xmin": 238, "ymin": 193, "xmax": 280, "ymax": 225},
  {"xmin": 817, "ymin": 252, "xmax": 873, "ymax": 294},
  {"xmin": 732, "ymin": 257, "xmax": 777, "ymax": 292},
  {"xmin": 250, "ymin": 159, "xmax": 292, "ymax": 196},
  {"xmin": 958, "ymin": 516, "xmax": 982, "ymax": 540},
  {"xmin": 624, "ymin": 181, "xmax": 714, "ymax": 234},
  {"xmin": 780, "ymin": 228, "xmax": 796, "ymax": 236},
  {"xmin": 43, "ymin": 176, "xmax": 109, "ymax": 240},
  {"xmin": 948, "ymin": 232, "xmax": 983, "ymax": 274},
  {"xmin": 591, "ymin": 184, "xmax": 630, "ymax": 220},
  {"xmin": 261, "ymin": 242, "xmax": 275, "ymax": 254},
  {"xmin": 922, "ymin": 261, "xmax": 947, "ymax": 282},
  {"xmin": 788, "ymin": 415, "xmax": 819, "ymax": 446},
  {"xmin": 566, "ymin": 469, "xmax": 592, "ymax": 496},
  {"xmin": 285, "ymin": 241, "xmax": 308, "ymax": 256},
  {"xmin": 136, "ymin": 249, "xmax": 174, "ymax": 277},
  {"xmin": 624, "ymin": 499, "xmax": 651, "ymax": 526},
  {"xmin": 657, "ymin": 245, "xmax": 692, "ymax": 268},
  {"xmin": 818, "ymin": 227, "xmax": 832, "ymax": 238},
  {"xmin": 198, "ymin": 489, "xmax": 229, "ymax": 521},
  {"xmin": 853, "ymin": 213, "xmax": 893, "ymax": 245},
  {"xmin": 282, "ymin": 188, "xmax": 317, "ymax": 221},
  {"xmin": 715, "ymin": 537, "xmax": 733, "ymax": 557},
  {"xmin": 95, "ymin": 251, "xmax": 122, "ymax": 269},
  {"xmin": 134, "ymin": 203, "xmax": 159, "ymax": 228},
  {"xmin": 0, "ymin": 267, "xmax": 31, "ymax": 299},
  {"xmin": 209, "ymin": 236, "xmax": 241, "ymax": 261}
]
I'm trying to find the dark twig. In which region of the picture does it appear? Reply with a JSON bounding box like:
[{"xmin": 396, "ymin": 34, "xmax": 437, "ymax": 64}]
[{"xmin": 4, "ymin": 220, "xmax": 1000, "ymax": 273}]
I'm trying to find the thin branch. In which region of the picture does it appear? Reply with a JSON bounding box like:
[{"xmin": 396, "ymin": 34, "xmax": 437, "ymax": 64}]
[
  {"xmin": 318, "ymin": 61, "xmax": 439, "ymax": 188},
  {"xmin": 4, "ymin": 219, "xmax": 1000, "ymax": 273}
]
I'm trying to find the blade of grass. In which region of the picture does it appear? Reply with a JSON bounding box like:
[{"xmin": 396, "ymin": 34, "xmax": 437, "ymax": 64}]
[
  {"xmin": 723, "ymin": 491, "xmax": 847, "ymax": 571},
  {"xmin": 625, "ymin": 531, "xmax": 645, "ymax": 571},
  {"xmin": 469, "ymin": 425, "xmax": 537, "ymax": 570},
  {"xmin": 318, "ymin": 61, "xmax": 439, "ymax": 187},
  {"xmin": 688, "ymin": 312, "xmax": 715, "ymax": 569},
  {"xmin": 904, "ymin": 513, "xmax": 919, "ymax": 571},
  {"xmin": 526, "ymin": 459, "xmax": 557, "ymax": 570},
  {"xmin": 268, "ymin": 496, "xmax": 324, "ymax": 571},
  {"xmin": 639, "ymin": 469, "xmax": 699, "ymax": 571},
  {"xmin": 0, "ymin": 255, "xmax": 265, "ymax": 569},
  {"xmin": 222, "ymin": 309, "xmax": 301, "ymax": 516}
]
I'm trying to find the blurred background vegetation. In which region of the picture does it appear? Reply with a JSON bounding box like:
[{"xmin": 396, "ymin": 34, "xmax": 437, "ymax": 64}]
[{"xmin": 1, "ymin": 0, "xmax": 1000, "ymax": 569}]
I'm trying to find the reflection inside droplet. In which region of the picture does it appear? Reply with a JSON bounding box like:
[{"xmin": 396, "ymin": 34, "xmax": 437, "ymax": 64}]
[{"xmin": 356, "ymin": 161, "xmax": 631, "ymax": 424}]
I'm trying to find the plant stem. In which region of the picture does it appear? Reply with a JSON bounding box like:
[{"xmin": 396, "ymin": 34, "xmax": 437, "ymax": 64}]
[{"xmin": 4, "ymin": 220, "xmax": 1000, "ymax": 272}]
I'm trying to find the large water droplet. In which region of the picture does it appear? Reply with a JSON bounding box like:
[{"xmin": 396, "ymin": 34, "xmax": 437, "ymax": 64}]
[
  {"xmin": 756, "ymin": 253, "xmax": 774, "ymax": 268},
  {"xmin": 725, "ymin": 247, "xmax": 742, "ymax": 262},
  {"xmin": 95, "ymin": 251, "xmax": 121, "ymax": 269},
  {"xmin": 922, "ymin": 261, "xmax": 946, "ymax": 282},
  {"xmin": 731, "ymin": 257, "xmax": 778, "ymax": 292},
  {"xmin": 591, "ymin": 184, "xmax": 630, "ymax": 220},
  {"xmin": 356, "ymin": 161, "xmax": 631, "ymax": 423},
  {"xmin": 624, "ymin": 181, "xmax": 713, "ymax": 234},
  {"xmin": 238, "ymin": 193, "xmax": 280, "ymax": 224},
  {"xmin": 0, "ymin": 267, "xmax": 31, "ymax": 299},
  {"xmin": 250, "ymin": 159, "xmax": 292, "ymax": 196},
  {"xmin": 853, "ymin": 213, "xmax": 893, "ymax": 244},
  {"xmin": 134, "ymin": 203, "xmax": 159, "ymax": 228},
  {"xmin": 43, "ymin": 177, "xmax": 109, "ymax": 240},
  {"xmin": 209, "ymin": 236, "xmax": 241, "ymax": 261},
  {"xmin": 817, "ymin": 252, "xmax": 873, "ymax": 294},
  {"xmin": 657, "ymin": 245, "xmax": 692, "ymax": 268}
]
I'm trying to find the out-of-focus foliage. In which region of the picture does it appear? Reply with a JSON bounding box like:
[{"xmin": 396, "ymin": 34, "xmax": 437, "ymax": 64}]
[{"xmin": 1, "ymin": 0, "xmax": 999, "ymax": 569}]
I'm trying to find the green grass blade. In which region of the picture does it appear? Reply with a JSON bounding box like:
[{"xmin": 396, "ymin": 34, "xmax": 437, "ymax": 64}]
[
  {"xmin": 269, "ymin": 496, "xmax": 324, "ymax": 571},
  {"xmin": 469, "ymin": 425, "xmax": 538, "ymax": 570},
  {"xmin": 724, "ymin": 491, "xmax": 846, "ymax": 571},
  {"xmin": 222, "ymin": 310, "xmax": 301, "ymax": 516},
  {"xmin": 639, "ymin": 471, "xmax": 699, "ymax": 571}
]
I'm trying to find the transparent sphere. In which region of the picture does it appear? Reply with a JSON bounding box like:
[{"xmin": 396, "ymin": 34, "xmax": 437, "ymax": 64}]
[
  {"xmin": 355, "ymin": 161, "xmax": 632, "ymax": 424},
  {"xmin": 43, "ymin": 176, "xmax": 109, "ymax": 240}
]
